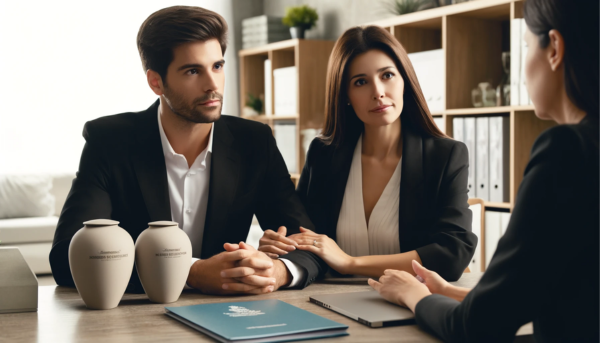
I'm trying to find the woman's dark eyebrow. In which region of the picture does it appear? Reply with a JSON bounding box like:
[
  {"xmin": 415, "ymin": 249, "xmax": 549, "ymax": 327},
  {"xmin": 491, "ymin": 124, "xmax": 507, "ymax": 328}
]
[{"xmin": 349, "ymin": 66, "xmax": 395, "ymax": 81}]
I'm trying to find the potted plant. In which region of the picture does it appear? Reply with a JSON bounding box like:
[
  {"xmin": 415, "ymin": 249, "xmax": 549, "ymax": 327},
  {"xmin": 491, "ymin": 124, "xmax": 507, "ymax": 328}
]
[
  {"xmin": 282, "ymin": 5, "xmax": 318, "ymax": 39},
  {"xmin": 384, "ymin": 0, "xmax": 439, "ymax": 15},
  {"xmin": 243, "ymin": 93, "xmax": 263, "ymax": 116}
]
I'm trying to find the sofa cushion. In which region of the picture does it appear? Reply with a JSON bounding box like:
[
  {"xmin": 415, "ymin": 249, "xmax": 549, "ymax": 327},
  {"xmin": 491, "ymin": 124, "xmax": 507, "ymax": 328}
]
[
  {"xmin": 0, "ymin": 216, "xmax": 58, "ymax": 244},
  {"xmin": 50, "ymin": 174, "xmax": 75, "ymax": 216},
  {"xmin": 0, "ymin": 175, "xmax": 55, "ymax": 219}
]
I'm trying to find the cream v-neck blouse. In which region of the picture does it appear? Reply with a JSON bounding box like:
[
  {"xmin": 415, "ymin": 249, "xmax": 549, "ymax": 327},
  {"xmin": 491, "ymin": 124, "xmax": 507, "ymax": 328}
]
[{"xmin": 336, "ymin": 135, "xmax": 402, "ymax": 257}]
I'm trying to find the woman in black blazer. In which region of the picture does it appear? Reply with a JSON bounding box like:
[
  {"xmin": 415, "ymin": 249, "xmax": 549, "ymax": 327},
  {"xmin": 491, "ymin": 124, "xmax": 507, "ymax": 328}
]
[
  {"xmin": 258, "ymin": 25, "xmax": 476, "ymax": 281},
  {"xmin": 368, "ymin": 0, "xmax": 599, "ymax": 341}
]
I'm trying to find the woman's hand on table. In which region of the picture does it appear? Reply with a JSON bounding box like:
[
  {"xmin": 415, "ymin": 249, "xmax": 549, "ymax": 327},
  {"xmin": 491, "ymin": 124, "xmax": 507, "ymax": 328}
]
[
  {"xmin": 290, "ymin": 227, "xmax": 354, "ymax": 274},
  {"xmin": 258, "ymin": 226, "xmax": 298, "ymax": 259},
  {"xmin": 411, "ymin": 260, "xmax": 451, "ymax": 296},
  {"xmin": 368, "ymin": 265, "xmax": 432, "ymax": 312}
]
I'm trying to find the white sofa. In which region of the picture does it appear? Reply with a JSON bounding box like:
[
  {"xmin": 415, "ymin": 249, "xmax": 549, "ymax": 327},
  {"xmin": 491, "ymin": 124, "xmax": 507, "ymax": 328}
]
[
  {"xmin": 0, "ymin": 174, "xmax": 74, "ymax": 274},
  {"xmin": 0, "ymin": 173, "xmax": 265, "ymax": 275}
]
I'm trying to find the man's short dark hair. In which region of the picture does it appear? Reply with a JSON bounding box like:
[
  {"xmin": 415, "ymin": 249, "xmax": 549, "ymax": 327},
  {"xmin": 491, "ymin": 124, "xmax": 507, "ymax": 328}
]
[{"xmin": 137, "ymin": 6, "xmax": 228, "ymax": 83}]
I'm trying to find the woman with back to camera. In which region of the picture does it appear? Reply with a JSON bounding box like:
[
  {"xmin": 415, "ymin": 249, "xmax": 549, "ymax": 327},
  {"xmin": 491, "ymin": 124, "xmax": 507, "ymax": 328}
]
[
  {"xmin": 367, "ymin": 0, "xmax": 599, "ymax": 341},
  {"xmin": 258, "ymin": 25, "xmax": 477, "ymax": 281}
]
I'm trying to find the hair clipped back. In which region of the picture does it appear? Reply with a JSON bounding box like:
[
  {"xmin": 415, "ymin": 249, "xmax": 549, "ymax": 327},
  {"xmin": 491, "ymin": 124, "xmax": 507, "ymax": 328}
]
[{"xmin": 137, "ymin": 6, "xmax": 228, "ymax": 82}]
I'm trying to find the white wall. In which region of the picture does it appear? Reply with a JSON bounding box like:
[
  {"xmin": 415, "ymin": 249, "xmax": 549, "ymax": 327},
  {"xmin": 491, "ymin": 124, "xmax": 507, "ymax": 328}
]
[{"xmin": 0, "ymin": 0, "xmax": 238, "ymax": 174}]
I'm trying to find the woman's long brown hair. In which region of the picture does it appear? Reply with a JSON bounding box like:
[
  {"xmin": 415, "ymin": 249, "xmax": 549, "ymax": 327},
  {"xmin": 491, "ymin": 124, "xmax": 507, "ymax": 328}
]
[{"xmin": 321, "ymin": 25, "xmax": 446, "ymax": 146}]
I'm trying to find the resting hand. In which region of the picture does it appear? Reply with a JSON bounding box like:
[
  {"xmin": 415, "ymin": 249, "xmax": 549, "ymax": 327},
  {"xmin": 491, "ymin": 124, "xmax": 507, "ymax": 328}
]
[
  {"xmin": 187, "ymin": 243, "xmax": 273, "ymax": 295},
  {"xmin": 258, "ymin": 226, "xmax": 298, "ymax": 259},
  {"xmin": 292, "ymin": 227, "xmax": 353, "ymax": 274},
  {"xmin": 368, "ymin": 266, "xmax": 431, "ymax": 312},
  {"xmin": 411, "ymin": 260, "xmax": 450, "ymax": 295},
  {"xmin": 221, "ymin": 242, "xmax": 291, "ymax": 291}
]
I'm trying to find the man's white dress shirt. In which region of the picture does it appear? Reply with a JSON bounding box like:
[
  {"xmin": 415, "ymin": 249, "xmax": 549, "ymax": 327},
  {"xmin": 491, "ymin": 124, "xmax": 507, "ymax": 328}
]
[{"xmin": 157, "ymin": 109, "xmax": 303, "ymax": 287}]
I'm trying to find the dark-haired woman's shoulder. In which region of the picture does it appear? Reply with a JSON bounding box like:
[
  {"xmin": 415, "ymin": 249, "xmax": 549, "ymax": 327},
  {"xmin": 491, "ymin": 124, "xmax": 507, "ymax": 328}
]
[
  {"xmin": 423, "ymin": 134, "xmax": 470, "ymax": 172},
  {"xmin": 303, "ymin": 137, "xmax": 338, "ymax": 167},
  {"xmin": 529, "ymin": 116, "xmax": 598, "ymax": 175}
]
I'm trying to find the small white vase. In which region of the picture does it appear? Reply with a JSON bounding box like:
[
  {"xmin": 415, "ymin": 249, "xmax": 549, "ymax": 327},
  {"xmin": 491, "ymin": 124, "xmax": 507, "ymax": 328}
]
[
  {"xmin": 135, "ymin": 221, "xmax": 192, "ymax": 303},
  {"xmin": 68, "ymin": 219, "xmax": 135, "ymax": 310}
]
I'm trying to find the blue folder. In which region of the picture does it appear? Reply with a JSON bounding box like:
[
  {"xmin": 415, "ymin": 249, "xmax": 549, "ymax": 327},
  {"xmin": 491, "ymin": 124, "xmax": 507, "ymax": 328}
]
[{"xmin": 165, "ymin": 299, "xmax": 349, "ymax": 343}]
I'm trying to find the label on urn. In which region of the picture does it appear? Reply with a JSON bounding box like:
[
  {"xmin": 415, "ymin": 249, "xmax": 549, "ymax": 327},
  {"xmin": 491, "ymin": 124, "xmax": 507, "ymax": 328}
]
[
  {"xmin": 156, "ymin": 248, "xmax": 187, "ymax": 259},
  {"xmin": 89, "ymin": 250, "xmax": 129, "ymax": 261}
]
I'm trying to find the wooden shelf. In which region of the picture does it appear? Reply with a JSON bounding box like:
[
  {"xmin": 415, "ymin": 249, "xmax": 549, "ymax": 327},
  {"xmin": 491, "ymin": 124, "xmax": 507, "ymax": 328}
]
[
  {"xmin": 238, "ymin": 0, "xmax": 553, "ymax": 214},
  {"xmin": 241, "ymin": 114, "xmax": 298, "ymax": 122},
  {"xmin": 363, "ymin": 0, "xmax": 558, "ymax": 212},
  {"xmin": 239, "ymin": 39, "xmax": 335, "ymax": 180},
  {"xmin": 446, "ymin": 105, "xmax": 534, "ymax": 115},
  {"xmin": 484, "ymin": 201, "xmax": 511, "ymax": 209},
  {"xmin": 367, "ymin": 0, "xmax": 513, "ymax": 29},
  {"xmin": 238, "ymin": 39, "xmax": 298, "ymax": 56}
]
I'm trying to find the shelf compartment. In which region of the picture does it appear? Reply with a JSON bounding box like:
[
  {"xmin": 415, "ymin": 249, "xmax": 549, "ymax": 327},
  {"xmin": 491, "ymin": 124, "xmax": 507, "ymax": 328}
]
[
  {"xmin": 367, "ymin": 0, "xmax": 514, "ymax": 29},
  {"xmin": 446, "ymin": 9, "xmax": 510, "ymax": 110}
]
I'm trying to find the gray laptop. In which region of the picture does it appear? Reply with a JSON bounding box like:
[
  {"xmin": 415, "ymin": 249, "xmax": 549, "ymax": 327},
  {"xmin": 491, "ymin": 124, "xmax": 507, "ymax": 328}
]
[{"xmin": 310, "ymin": 291, "xmax": 415, "ymax": 328}]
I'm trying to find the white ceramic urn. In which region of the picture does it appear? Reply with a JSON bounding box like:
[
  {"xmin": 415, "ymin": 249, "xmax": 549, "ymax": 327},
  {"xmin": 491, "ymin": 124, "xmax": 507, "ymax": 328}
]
[
  {"xmin": 135, "ymin": 221, "xmax": 192, "ymax": 303},
  {"xmin": 68, "ymin": 219, "xmax": 135, "ymax": 310}
]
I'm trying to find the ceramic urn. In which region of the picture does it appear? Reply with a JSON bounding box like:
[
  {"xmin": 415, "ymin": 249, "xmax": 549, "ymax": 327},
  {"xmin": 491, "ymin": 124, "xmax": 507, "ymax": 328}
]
[
  {"xmin": 135, "ymin": 221, "xmax": 192, "ymax": 303},
  {"xmin": 68, "ymin": 219, "xmax": 135, "ymax": 310}
]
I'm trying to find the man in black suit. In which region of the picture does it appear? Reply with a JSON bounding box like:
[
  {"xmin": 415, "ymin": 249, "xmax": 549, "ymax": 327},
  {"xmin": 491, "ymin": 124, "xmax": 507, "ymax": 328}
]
[{"xmin": 50, "ymin": 6, "xmax": 324, "ymax": 295}]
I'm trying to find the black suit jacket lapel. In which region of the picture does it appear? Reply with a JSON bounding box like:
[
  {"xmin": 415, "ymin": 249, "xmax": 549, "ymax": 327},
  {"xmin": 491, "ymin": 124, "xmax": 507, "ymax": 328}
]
[
  {"xmin": 328, "ymin": 133, "xmax": 360, "ymax": 241},
  {"xmin": 399, "ymin": 123, "xmax": 425, "ymax": 252},
  {"xmin": 201, "ymin": 118, "xmax": 241, "ymax": 258},
  {"xmin": 132, "ymin": 100, "xmax": 171, "ymax": 228}
]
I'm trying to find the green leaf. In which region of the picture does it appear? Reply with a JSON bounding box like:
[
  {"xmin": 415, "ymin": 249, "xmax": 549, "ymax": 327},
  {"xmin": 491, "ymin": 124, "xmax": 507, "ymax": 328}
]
[{"xmin": 282, "ymin": 5, "xmax": 319, "ymax": 28}]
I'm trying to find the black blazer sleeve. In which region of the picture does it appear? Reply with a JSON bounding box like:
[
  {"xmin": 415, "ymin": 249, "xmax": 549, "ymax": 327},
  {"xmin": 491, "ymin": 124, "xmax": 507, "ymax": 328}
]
[
  {"xmin": 253, "ymin": 124, "xmax": 328, "ymax": 288},
  {"xmin": 414, "ymin": 125, "xmax": 599, "ymax": 342},
  {"xmin": 415, "ymin": 141, "xmax": 475, "ymax": 281},
  {"xmin": 49, "ymin": 122, "xmax": 114, "ymax": 288}
]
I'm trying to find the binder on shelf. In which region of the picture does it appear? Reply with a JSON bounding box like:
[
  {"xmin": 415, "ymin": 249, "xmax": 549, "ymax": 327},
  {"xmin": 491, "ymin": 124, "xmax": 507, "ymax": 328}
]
[
  {"xmin": 407, "ymin": 49, "xmax": 444, "ymax": 113},
  {"xmin": 500, "ymin": 212, "xmax": 512, "ymax": 235},
  {"xmin": 510, "ymin": 18, "xmax": 521, "ymax": 106},
  {"xmin": 273, "ymin": 66, "xmax": 297, "ymax": 116},
  {"xmin": 489, "ymin": 116, "xmax": 510, "ymax": 203},
  {"xmin": 484, "ymin": 211, "xmax": 502, "ymax": 269},
  {"xmin": 274, "ymin": 121, "xmax": 297, "ymax": 174},
  {"xmin": 433, "ymin": 117, "xmax": 444, "ymax": 133},
  {"xmin": 475, "ymin": 117, "xmax": 490, "ymax": 201},
  {"xmin": 464, "ymin": 117, "xmax": 476, "ymax": 199},
  {"xmin": 519, "ymin": 19, "xmax": 530, "ymax": 105},
  {"xmin": 452, "ymin": 117, "xmax": 464, "ymax": 142},
  {"xmin": 469, "ymin": 203, "xmax": 483, "ymax": 273},
  {"xmin": 264, "ymin": 59, "xmax": 272, "ymax": 115}
]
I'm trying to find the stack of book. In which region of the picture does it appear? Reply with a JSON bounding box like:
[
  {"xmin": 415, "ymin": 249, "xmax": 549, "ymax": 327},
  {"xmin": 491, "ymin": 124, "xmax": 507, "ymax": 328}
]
[
  {"xmin": 273, "ymin": 66, "xmax": 297, "ymax": 116},
  {"xmin": 453, "ymin": 116, "xmax": 510, "ymax": 203},
  {"xmin": 274, "ymin": 121, "xmax": 297, "ymax": 174},
  {"xmin": 407, "ymin": 49, "xmax": 444, "ymax": 113},
  {"xmin": 511, "ymin": 18, "xmax": 532, "ymax": 106},
  {"xmin": 242, "ymin": 15, "xmax": 291, "ymax": 49}
]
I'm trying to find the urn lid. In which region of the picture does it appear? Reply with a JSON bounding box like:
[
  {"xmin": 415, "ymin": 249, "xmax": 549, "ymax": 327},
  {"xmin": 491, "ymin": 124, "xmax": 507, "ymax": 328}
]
[
  {"xmin": 148, "ymin": 221, "xmax": 179, "ymax": 227},
  {"xmin": 83, "ymin": 219, "xmax": 119, "ymax": 226}
]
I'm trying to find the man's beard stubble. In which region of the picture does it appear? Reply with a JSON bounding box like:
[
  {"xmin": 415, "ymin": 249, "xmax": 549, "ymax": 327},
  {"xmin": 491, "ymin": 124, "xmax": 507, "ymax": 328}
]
[{"xmin": 163, "ymin": 86, "xmax": 223, "ymax": 124}]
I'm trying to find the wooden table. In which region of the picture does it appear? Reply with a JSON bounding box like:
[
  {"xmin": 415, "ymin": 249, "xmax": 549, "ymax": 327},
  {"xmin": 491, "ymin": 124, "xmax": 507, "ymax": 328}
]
[{"xmin": 0, "ymin": 273, "xmax": 532, "ymax": 342}]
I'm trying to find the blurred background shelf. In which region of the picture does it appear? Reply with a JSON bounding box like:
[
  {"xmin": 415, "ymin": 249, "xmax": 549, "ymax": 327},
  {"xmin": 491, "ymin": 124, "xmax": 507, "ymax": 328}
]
[{"xmin": 239, "ymin": 38, "xmax": 335, "ymax": 185}]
